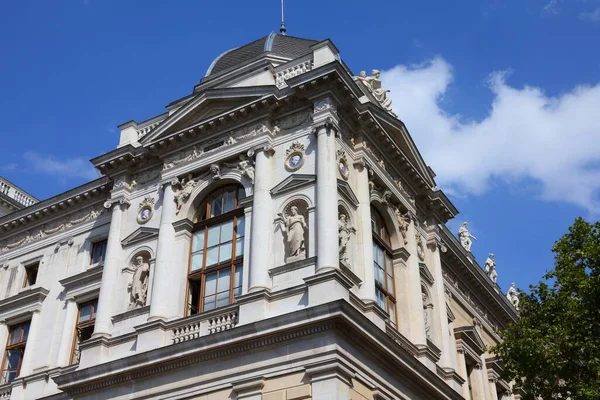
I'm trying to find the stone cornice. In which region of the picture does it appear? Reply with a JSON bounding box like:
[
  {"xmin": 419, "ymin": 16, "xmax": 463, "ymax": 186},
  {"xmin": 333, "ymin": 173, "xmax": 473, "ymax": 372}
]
[
  {"xmin": 0, "ymin": 177, "xmax": 109, "ymax": 235},
  {"xmin": 59, "ymin": 264, "xmax": 103, "ymax": 300},
  {"xmin": 0, "ymin": 286, "xmax": 48, "ymax": 322},
  {"xmin": 53, "ymin": 300, "xmax": 463, "ymax": 399}
]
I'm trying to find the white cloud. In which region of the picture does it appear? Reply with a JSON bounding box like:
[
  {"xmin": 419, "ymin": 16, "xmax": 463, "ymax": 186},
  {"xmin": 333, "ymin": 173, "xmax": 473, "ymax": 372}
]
[
  {"xmin": 543, "ymin": 0, "xmax": 561, "ymax": 15},
  {"xmin": 580, "ymin": 7, "xmax": 600, "ymax": 21},
  {"xmin": 0, "ymin": 163, "xmax": 17, "ymax": 173},
  {"xmin": 381, "ymin": 58, "xmax": 600, "ymax": 214},
  {"xmin": 23, "ymin": 152, "xmax": 98, "ymax": 181}
]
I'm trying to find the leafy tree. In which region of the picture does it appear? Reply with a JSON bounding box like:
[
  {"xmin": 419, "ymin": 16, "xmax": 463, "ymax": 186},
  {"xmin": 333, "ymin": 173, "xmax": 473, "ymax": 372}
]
[{"xmin": 493, "ymin": 218, "xmax": 600, "ymax": 399}]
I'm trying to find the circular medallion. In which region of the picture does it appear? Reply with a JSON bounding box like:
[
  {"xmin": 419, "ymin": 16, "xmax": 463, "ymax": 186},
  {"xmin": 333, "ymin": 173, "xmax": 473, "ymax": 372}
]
[
  {"xmin": 338, "ymin": 159, "xmax": 349, "ymax": 180},
  {"xmin": 137, "ymin": 205, "xmax": 153, "ymax": 224},
  {"xmin": 285, "ymin": 151, "xmax": 304, "ymax": 172},
  {"xmin": 417, "ymin": 242, "xmax": 425, "ymax": 261}
]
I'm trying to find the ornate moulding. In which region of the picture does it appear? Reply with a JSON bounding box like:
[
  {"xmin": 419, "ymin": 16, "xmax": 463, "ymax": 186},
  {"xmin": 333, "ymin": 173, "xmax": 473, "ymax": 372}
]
[
  {"xmin": 284, "ymin": 141, "xmax": 306, "ymax": 172},
  {"xmin": 0, "ymin": 203, "xmax": 108, "ymax": 255},
  {"xmin": 136, "ymin": 196, "xmax": 155, "ymax": 225}
]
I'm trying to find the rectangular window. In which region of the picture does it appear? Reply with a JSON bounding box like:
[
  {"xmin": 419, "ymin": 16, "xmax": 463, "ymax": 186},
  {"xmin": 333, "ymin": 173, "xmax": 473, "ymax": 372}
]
[
  {"xmin": 70, "ymin": 300, "xmax": 97, "ymax": 364},
  {"xmin": 22, "ymin": 263, "xmax": 39, "ymax": 288},
  {"xmin": 1, "ymin": 321, "xmax": 30, "ymax": 384},
  {"xmin": 90, "ymin": 240, "xmax": 107, "ymax": 265}
]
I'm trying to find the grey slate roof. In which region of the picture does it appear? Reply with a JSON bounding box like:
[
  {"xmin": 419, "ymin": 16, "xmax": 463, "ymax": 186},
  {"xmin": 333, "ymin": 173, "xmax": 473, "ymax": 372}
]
[{"xmin": 204, "ymin": 32, "xmax": 318, "ymax": 80}]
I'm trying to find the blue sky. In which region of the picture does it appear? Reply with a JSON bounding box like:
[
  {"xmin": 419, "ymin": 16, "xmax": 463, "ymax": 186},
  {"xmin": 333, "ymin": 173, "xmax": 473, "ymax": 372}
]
[{"xmin": 1, "ymin": 0, "xmax": 599, "ymax": 294}]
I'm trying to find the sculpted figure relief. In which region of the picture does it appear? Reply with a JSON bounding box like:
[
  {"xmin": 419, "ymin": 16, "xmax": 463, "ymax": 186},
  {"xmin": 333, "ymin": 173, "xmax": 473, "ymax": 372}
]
[
  {"xmin": 422, "ymin": 289, "xmax": 432, "ymax": 340},
  {"xmin": 484, "ymin": 253, "xmax": 498, "ymax": 283},
  {"xmin": 506, "ymin": 282, "xmax": 519, "ymax": 310},
  {"xmin": 175, "ymin": 174, "xmax": 200, "ymax": 213},
  {"xmin": 278, "ymin": 206, "xmax": 308, "ymax": 263},
  {"xmin": 338, "ymin": 213, "xmax": 355, "ymax": 264},
  {"xmin": 225, "ymin": 155, "xmax": 255, "ymax": 184},
  {"xmin": 129, "ymin": 256, "xmax": 150, "ymax": 309},
  {"xmin": 458, "ymin": 222, "xmax": 477, "ymax": 252},
  {"xmin": 395, "ymin": 208, "xmax": 410, "ymax": 245},
  {"xmin": 353, "ymin": 69, "xmax": 398, "ymax": 118}
]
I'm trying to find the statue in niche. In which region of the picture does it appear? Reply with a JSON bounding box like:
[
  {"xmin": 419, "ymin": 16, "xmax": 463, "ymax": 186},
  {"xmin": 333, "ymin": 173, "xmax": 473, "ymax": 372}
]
[
  {"xmin": 395, "ymin": 208, "xmax": 410, "ymax": 245},
  {"xmin": 458, "ymin": 222, "xmax": 477, "ymax": 252},
  {"xmin": 174, "ymin": 174, "xmax": 200, "ymax": 213},
  {"xmin": 129, "ymin": 256, "xmax": 150, "ymax": 309},
  {"xmin": 338, "ymin": 213, "xmax": 355, "ymax": 265},
  {"xmin": 484, "ymin": 253, "xmax": 498, "ymax": 283},
  {"xmin": 506, "ymin": 283, "xmax": 519, "ymax": 310},
  {"xmin": 278, "ymin": 205, "xmax": 308, "ymax": 263},
  {"xmin": 422, "ymin": 289, "xmax": 433, "ymax": 340}
]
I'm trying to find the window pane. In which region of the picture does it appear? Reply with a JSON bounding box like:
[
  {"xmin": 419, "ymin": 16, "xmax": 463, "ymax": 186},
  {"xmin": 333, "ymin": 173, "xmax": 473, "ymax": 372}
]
[
  {"xmin": 218, "ymin": 269, "xmax": 231, "ymax": 292},
  {"xmin": 237, "ymin": 216, "xmax": 245, "ymax": 237},
  {"xmin": 234, "ymin": 266, "xmax": 243, "ymax": 297},
  {"xmin": 235, "ymin": 237, "xmax": 244, "ymax": 258},
  {"xmin": 389, "ymin": 301, "xmax": 396, "ymax": 324},
  {"xmin": 79, "ymin": 304, "xmax": 92, "ymax": 324},
  {"xmin": 216, "ymin": 291, "xmax": 230, "ymax": 308},
  {"xmin": 387, "ymin": 274, "xmax": 394, "ymax": 293},
  {"xmin": 9, "ymin": 328, "xmax": 21, "ymax": 345},
  {"xmin": 203, "ymin": 295, "xmax": 216, "ymax": 311},
  {"xmin": 207, "ymin": 225, "xmax": 220, "ymax": 247},
  {"xmin": 211, "ymin": 194, "xmax": 223, "ymax": 217},
  {"xmin": 192, "ymin": 230, "xmax": 205, "ymax": 253},
  {"xmin": 223, "ymin": 189, "xmax": 235, "ymax": 213},
  {"xmin": 206, "ymin": 246, "xmax": 219, "ymax": 267},
  {"xmin": 191, "ymin": 253, "xmax": 204, "ymax": 272},
  {"xmin": 219, "ymin": 241, "xmax": 233, "ymax": 263},
  {"xmin": 220, "ymin": 220, "xmax": 234, "ymax": 242},
  {"xmin": 22, "ymin": 323, "xmax": 29, "ymax": 342},
  {"xmin": 4, "ymin": 350, "xmax": 22, "ymax": 383},
  {"xmin": 375, "ymin": 264, "xmax": 384, "ymax": 285},
  {"xmin": 204, "ymin": 272, "xmax": 217, "ymax": 296},
  {"xmin": 385, "ymin": 253, "xmax": 392, "ymax": 271},
  {"xmin": 375, "ymin": 288, "xmax": 385, "ymax": 309}
]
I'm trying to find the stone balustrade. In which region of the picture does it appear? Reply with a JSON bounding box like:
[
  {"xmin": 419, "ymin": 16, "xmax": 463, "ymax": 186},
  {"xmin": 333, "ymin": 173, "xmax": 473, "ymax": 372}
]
[
  {"xmin": 275, "ymin": 58, "xmax": 313, "ymax": 88},
  {"xmin": 0, "ymin": 178, "xmax": 37, "ymax": 208},
  {"xmin": 136, "ymin": 121, "xmax": 163, "ymax": 139},
  {"xmin": 0, "ymin": 384, "xmax": 11, "ymax": 400},
  {"xmin": 170, "ymin": 306, "xmax": 238, "ymax": 344}
]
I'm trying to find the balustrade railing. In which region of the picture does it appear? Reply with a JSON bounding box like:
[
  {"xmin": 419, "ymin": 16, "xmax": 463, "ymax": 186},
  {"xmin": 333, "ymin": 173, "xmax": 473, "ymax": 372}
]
[{"xmin": 170, "ymin": 307, "xmax": 238, "ymax": 344}]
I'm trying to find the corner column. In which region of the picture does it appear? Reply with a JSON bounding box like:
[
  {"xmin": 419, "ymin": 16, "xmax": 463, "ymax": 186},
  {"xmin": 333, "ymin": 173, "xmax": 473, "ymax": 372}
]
[
  {"xmin": 93, "ymin": 199, "xmax": 127, "ymax": 337},
  {"xmin": 149, "ymin": 181, "xmax": 177, "ymax": 321},
  {"xmin": 315, "ymin": 120, "xmax": 339, "ymax": 273},
  {"xmin": 57, "ymin": 298, "xmax": 78, "ymax": 366},
  {"xmin": 355, "ymin": 161, "xmax": 376, "ymax": 302},
  {"xmin": 249, "ymin": 146, "xmax": 274, "ymax": 292}
]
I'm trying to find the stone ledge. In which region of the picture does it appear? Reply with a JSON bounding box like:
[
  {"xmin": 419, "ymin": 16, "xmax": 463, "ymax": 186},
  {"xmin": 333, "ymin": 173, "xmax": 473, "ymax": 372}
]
[{"xmin": 111, "ymin": 305, "xmax": 150, "ymax": 324}]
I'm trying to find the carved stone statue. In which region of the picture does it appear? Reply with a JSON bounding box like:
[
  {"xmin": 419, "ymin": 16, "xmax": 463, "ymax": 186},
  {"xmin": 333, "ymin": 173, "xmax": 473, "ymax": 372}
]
[
  {"xmin": 458, "ymin": 222, "xmax": 477, "ymax": 252},
  {"xmin": 422, "ymin": 289, "xmax": 432, "ymax": 340},
  {"xmin": 395, "ymin": 208, "xmax": 410, "ymax": 245},
  {"xmin": 129, "ymin": 256, "xmax": 150, "ymax": 309},
  {"xmin": 506, "ymin": 283, "xmax": 519, "ymax": 310},
  {"xmin": 278, "ymin": 206, "xmax": 308, "ymax": 263},
  {"xmin": 338, "ymin": 213, "xmax": 355, "ymax": 264},
  {"xmin": 353, "ymin": 69, "xmax": 398, "ymax": 118},
  {"xmin": 174, "ymin": 174, "xmax": 199, "ymax": 213},
  {"xmin": 484, "ymin": 253, "xmax": 498, "ymax": 283},
  {"xmin": 225, "ymin": 155, "xmax": 255, "ymax": 184},
  {"xmin": 352, "ymin": 70, "xmax": 373, "ymax": 92}
]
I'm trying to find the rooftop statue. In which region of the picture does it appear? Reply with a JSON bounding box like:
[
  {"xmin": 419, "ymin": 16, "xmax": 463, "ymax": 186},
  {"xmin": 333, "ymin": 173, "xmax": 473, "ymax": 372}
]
[
  {"xmin": 484, "ymin": 253, "xmax": 498, "ymax": 283},
  {"xmin": 506, "ymin": 282, "xmax": 519, "ymax": 310},
  {"xmin": 352, "ymin": 69, "xmax": 398, "ymax": 118},
  {"xmin": 458, "ymin": 222, "xmax": 477, "ymax": 252}
]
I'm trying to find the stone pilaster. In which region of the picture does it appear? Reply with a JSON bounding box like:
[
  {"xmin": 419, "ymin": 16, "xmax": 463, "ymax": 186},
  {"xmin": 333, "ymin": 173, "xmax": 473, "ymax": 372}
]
[
  {"xmin": 149, "ymin": 181, "xmax": 177, "ymax": 321},
  {"xmin": 249, "ymin": 146, "xmax": 274, "ymax": 292},
  {"xmin": 19, "ymin": 310, "xmax": 41, "ymax": 376},
  {"xmin": 405, "ymin": 220, "xmax": 427, "ymax": 345},
  {"xmin": 93, "ymin": 198, "xmax": 128, "ymax": 337},
  {"xmin": 57, "ymin": 298, "xmax": 78, "ymax": 366}
]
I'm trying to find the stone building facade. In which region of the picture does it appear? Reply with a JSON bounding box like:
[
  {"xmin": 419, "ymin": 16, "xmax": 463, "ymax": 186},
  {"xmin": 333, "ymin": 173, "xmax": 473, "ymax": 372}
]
[{"xmin": 0, "ymin": 33, "xmax": 518, "ymax": 400}]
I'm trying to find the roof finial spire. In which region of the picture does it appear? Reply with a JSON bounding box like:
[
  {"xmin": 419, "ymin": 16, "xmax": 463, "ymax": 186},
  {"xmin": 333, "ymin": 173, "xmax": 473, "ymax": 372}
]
[{"xmin": 280, "ymin": 0, "xmax": 287, "ymax": 35}]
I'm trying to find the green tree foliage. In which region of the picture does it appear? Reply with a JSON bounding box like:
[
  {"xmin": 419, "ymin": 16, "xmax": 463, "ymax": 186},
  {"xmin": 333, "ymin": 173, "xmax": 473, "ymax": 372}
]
[{"xmin": 493, "ymin": 218, "xmax": 600, "ymax": 399}]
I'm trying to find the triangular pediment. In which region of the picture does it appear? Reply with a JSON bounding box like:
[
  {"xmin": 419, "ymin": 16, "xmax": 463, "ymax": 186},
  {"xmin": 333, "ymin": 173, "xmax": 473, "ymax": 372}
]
[
  {"xmin": 454, "ymin": 326, "xmax": 485, "ymax": 355},
  {"xmin": 271, "ymin": 174, "xmax": 316, "ymax": 197},
  {"xmin": 337, "ymin": 179, "xmax": 359, "ymax": 208},
  {"xmin": 141, "ymin": 87, "xmax": 275, "ymax": 145},
  {"xmin": 419, "ymin": 262, "xmax": 435, "ymax": 285},
  {"xmin": 121, "ymin": 227, "xmax": 159, "ymax": 247}
]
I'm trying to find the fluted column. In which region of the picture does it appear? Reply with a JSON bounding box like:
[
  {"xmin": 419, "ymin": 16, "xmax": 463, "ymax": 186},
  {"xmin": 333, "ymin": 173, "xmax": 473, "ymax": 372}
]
[
  {"xmin": 19, "ymin": 310, "xmax": 41, "ymax": 376},
  {"xmin": 57, "ymin": 298, "xmax": 78, "ymax": 366},
  {"xmin": 93, "ymin": 199, "xmax": 127, "ymax": 337},
  {"xmin": 315, "ymin": 122, "xmax": 339, "ymax": 272},
  {"xmin": 249, "ymin": 146, "xmax": 274, "ymax": 292},
  {"xmin": 406, "ymin": 221, "xmax": 427, "ymax": 345},
  {"xmin": 149, "ymin": 182, "xmax": 177, "ymax": 321},
  {"xmin": 355, "ymin": 161, "xmax": 375, "ymax": 301}
]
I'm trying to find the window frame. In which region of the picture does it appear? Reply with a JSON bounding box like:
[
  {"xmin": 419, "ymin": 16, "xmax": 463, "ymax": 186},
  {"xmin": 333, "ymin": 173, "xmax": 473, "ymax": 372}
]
[
  {"xmin": 70, "ymin": 299, "xmax": 98, "ymax": 365},
  {"xmin": 22, "ymin": 262, "xmax": 39, "ymax": 288},
  {"xmin": 1, "ymin": 321, "xmax": 30, "ymax": 384},
  {"xmin": 90, "ymin": 239, "xmax": 108, "ymax": 265},
  {"xmin": 187, "ymin": 185, "xmax": 245, "ymax": 315},
  {"xmin": 371, "ymin": 207, "xmax": 398, "ymax": 325}
]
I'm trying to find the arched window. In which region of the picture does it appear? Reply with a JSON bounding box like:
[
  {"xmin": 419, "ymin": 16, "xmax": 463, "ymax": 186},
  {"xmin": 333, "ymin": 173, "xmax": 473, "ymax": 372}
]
[
  {"xmin": 371, "ymin": 206, "xmax": 397, "ymax": 325},
  {"xmin": 188, "ymin": 185, "xmax": 246, "ymax": 315}
]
